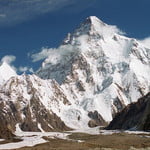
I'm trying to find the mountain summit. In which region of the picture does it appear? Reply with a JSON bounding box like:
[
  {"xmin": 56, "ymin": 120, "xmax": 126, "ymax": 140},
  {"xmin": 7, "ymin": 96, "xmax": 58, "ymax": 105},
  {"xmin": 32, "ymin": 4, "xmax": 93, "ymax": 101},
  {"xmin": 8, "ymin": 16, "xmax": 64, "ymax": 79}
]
[
  {"xmin": 62, "ymin": 16, "xmax": 121, "ymax": 46},
  {"xmin": 0, "ymin": 16, "xmax": 150, "ymax": 132}
]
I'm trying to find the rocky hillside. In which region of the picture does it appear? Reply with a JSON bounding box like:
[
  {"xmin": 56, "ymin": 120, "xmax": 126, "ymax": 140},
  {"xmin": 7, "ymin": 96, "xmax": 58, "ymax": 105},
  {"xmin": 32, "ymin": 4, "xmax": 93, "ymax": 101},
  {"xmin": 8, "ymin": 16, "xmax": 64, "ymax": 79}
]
[
  {"xmin": 0, "ymin": 118, "xmax": 14, "ymax": 139},
  {"xmin": 106, "ymin": 92, "xmax": 150, "ymax": 131},
  {"xmin": 0, "ymin": 75, "xmax": 70, "ymax": 132}
]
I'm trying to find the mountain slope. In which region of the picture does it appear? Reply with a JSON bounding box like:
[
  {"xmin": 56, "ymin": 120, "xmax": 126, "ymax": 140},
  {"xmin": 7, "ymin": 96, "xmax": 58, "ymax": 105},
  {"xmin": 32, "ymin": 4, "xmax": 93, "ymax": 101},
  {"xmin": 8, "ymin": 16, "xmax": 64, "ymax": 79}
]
[
  {"xmin": 0, "ymin": 62, "xmax": 17, "ymax": 85},
  {"xmin": 36, "ymin": 16, "xmax": 150, "ymax": 128},
  {"xmin": 106, "ymin": 92, "xmax": 150, "ymax": 131},
  {"xmin": 0, "ymin": 74, "xmax": 70, "ymax": 132},
  {"xmin": 0, "ymin": 118, "xmax": 15, "ymax": 139}
]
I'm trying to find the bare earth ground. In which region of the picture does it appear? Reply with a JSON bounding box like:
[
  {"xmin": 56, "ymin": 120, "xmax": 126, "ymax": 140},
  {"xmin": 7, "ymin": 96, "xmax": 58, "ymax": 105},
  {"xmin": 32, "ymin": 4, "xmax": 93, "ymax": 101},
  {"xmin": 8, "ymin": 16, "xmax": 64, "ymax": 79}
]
[
  {"xmin": 13, "ymin": 132, "xmax": 150, "ymax": 150},
  {"xmin": 0, "ymin": 138, "xmax": 22, "ymax": 145}
]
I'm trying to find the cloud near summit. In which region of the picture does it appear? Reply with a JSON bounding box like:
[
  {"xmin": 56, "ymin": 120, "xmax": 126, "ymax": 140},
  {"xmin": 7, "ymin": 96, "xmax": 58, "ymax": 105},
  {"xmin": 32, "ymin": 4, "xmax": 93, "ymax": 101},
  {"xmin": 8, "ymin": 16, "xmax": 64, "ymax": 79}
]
[
  {"xmin": 1, "ymin": 55, "xmax": 16, "ymax": 64},
  {"xmin": 139, "ymin": 37, "xmax": 150, "ymax": 49},
  {"xmin": 0, "ymin": 55, "xmax": 33, "ymax": 73}
]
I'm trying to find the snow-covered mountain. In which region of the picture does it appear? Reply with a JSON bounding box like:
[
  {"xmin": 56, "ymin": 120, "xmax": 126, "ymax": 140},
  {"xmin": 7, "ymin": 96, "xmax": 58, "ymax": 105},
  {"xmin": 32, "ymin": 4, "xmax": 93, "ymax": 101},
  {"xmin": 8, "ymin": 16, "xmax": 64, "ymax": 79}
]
[
  {"xmin": 37, "ymin": 16, "xmax": 150, "ymax": 128},
  {"xmin": 0, "ymin": 16, "xmax": 149, "ymax": 132},
  {"xmin": 0, "ymin": 62, "xmax": 17, "ymax": 85}
]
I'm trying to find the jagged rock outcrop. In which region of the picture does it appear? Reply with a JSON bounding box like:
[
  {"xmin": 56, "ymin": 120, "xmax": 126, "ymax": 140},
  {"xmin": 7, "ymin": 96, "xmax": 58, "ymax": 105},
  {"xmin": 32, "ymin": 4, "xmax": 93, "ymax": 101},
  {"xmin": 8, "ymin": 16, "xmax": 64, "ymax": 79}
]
[
  {"xmin": 106, "ymin": 92, "xmax": 150, "ymax": 131},
  {"xmin": 88, "ymin": 111, "xmax": 107, "ymax": 127}
]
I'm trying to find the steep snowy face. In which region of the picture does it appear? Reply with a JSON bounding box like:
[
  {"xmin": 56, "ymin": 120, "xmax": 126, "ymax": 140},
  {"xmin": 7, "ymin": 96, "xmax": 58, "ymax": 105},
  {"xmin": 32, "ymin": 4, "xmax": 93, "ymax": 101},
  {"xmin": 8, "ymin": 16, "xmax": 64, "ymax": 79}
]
[
  {"xmin": 0, "ymin": 74, "xmax": 70, "ymax": 132},
  {"xmin": 0, "ymin": 62, "xmax": 17, "ymax": 85},
  {"xmin": 36, "ymin": 16, "xmax": 150, "ymax": 128}
]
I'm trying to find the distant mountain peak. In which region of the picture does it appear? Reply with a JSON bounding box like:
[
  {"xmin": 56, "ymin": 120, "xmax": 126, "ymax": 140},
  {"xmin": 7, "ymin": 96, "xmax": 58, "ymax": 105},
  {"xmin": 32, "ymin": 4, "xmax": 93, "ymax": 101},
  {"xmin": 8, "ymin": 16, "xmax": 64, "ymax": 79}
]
[{"xmin": 0, "ymin": 62, "xmax": 17, "ymax": 84}]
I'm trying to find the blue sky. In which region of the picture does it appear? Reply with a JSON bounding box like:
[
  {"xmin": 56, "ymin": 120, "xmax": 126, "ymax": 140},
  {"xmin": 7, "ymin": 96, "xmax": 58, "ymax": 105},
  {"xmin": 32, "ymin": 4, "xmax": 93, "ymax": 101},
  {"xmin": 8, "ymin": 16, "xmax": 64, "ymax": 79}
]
[{"xmin": 0, "ymin": 0, "xmax": 150, "ymax": 73}]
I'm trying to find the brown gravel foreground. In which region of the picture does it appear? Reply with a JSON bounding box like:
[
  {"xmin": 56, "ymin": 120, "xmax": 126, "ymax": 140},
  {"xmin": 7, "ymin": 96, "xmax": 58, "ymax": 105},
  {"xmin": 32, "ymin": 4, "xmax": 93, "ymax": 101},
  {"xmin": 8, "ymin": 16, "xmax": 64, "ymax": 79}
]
[{"xmin": 13, "ymin": 133, "xmax": 150, "ymax": 150}]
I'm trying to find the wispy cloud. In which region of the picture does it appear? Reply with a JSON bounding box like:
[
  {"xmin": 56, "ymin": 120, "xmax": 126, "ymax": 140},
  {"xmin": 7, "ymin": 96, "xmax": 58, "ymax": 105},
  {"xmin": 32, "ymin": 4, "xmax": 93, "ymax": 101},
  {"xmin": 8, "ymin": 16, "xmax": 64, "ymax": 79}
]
[
  {"xmin": 0, "ymin": 0, "xmax": 85, "ymax": 26},
  {"xmin": 139, "ymin": 37, "xmax": 150, "ymax": 48},
  {"xmin": 30, "ymin": 44, "xmax": 79, "ymax": 66},
  {"xmin": 1, "ymin": 55, "xmax": 16, "ymax": 64},
  {"xmin": 0, "ymin": 55, "xmax": 17, "ymax": 71},
  {"xmin": 0, "ymin": 14, "xmax": 6, "ymax": 18},
  {"xmin": 30, "ymin": 47, "xmax": 55, "ymax": 62},
  {"xmin": 18, "ymin": 66, "xmax": 34, "ymax": 73},
  {"xmin": 0, "ymin": 55, "xmax": 34, "ymax": 73}
]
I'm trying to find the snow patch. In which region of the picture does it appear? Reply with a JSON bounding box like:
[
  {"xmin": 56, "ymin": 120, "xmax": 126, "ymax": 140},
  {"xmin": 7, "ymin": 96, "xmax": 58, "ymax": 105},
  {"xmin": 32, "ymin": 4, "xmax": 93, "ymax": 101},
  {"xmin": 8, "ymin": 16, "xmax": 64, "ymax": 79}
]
[{"xmin": 38, "ymin": 123, "xmax": 45, "ymax": 133}]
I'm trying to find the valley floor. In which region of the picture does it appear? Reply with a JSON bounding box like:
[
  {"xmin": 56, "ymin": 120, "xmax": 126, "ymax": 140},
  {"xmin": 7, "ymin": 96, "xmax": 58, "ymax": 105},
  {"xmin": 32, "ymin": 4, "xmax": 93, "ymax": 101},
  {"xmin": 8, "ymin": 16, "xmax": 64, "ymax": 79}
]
[{"xmin": 0, "ymin": 128, "xmax": 150, "ymax": 150}]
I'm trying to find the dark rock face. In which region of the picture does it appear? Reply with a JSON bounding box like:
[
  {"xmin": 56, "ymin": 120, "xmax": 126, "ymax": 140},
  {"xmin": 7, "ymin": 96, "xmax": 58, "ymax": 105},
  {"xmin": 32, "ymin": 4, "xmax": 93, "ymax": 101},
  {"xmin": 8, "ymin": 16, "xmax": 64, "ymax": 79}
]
[
  {"xmin": 143, "ymin": 114, "xmax": 150, "ymax": 131},
  {"xmin": 20, "ymin": 97, "xmax": 70, "ymax": 132},
  {"xmin": 106, "ymin": 92, "xmax": 150, "ymax": 131},
  {"xmin": 0, "ymin": 96, "xmax": 70, "ymax": 133},
  {"xmin": 0, "ymin": 116, "xmax": 14, "ymax": 139},
  {"xmin": 139, "ymin": 96, "xmax": 150, "ymax": 131},
  {"xmin": 88, "ymin": 111, "xmax": 107, "ymax": 127}
]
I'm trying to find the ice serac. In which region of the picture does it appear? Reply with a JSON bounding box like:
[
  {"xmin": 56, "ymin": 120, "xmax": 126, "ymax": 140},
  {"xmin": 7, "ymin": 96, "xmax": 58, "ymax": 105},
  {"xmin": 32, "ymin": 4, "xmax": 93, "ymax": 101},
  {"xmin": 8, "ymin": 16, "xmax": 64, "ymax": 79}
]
[
  {"xmin": 0, "ymin": 62, "xmax": 17, "ymax": 85},
  {"xmin": 37, "ymin": 16, "xmax": 150, "ymax": 129}
]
